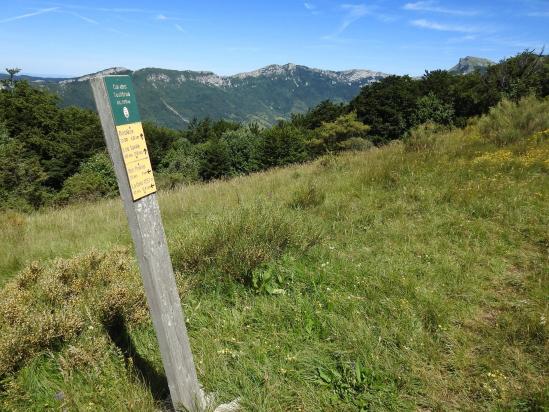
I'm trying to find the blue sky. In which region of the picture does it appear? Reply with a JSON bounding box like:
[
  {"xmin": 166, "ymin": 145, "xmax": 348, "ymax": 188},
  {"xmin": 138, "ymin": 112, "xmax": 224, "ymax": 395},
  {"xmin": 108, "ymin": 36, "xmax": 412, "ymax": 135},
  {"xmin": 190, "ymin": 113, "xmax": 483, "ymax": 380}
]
[{"xmin": 1, "ymin": 0, "xmax": 547, "ymax": 77}]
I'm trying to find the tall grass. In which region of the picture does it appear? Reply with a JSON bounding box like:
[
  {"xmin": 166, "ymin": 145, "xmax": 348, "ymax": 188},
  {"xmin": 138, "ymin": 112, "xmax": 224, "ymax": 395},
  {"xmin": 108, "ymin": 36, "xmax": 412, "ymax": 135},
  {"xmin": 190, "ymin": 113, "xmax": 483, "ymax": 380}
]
[
  {"xmin": 0, "ymin": 97, "xmax": 548, "ymax": 411},
  {"xmin": 171, "ymin": 200, "xmax": 322, "ymax": 284}
]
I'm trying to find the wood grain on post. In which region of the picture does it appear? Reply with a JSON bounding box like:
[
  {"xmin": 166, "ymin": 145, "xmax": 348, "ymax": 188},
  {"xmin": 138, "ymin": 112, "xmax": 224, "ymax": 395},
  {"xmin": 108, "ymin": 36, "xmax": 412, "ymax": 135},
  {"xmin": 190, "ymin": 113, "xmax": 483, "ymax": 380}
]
[{"xmin": 90, "ymin": 76, "xmax": 204, "ymax": 412}]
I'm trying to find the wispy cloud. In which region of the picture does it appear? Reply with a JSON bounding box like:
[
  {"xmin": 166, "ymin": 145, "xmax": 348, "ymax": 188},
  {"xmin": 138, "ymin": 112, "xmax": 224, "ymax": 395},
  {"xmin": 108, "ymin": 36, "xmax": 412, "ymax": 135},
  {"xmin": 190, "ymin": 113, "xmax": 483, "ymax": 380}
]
[
  {"xmin": 411, "ymin": 18, "xmax": 479, "ymax": 32},
  {"xmin": 446, "ymin": 34, "xmax": 477, "ymax": 43},
  {"xmin": 66, "ymin": 11, "xmax": 98, "ymax": 25},
  {"xmin": 304, "ymin": 2, "xmax": 321, "ymax": 15},
  {"xmin": 323, "ymin": 3, "xmax": 396, "ymax": 40},
  {"xmin": 339, "ymin": 4, "xmax": 369, "ymax": 31},
  {"xmin": 105, "ymin": 27, "xmax": 128, "ymax": 36},
  {"xmin": 155, "ymin": 14, "xmax": 186, "ymax": 32},
  {"xmin": 403, "ymin": 1, "xmax": 479, "ymax": 16},
  {"xmin": 156, "ymin": 13, "xmax": 186, "ymax": 21},
  {"xmin": 0, "ymin": 7, "xmax": 59, "ymax": 23},
  {"xmin": 47, "ymin": 4, "xmax": 154, "ymax": 13}
]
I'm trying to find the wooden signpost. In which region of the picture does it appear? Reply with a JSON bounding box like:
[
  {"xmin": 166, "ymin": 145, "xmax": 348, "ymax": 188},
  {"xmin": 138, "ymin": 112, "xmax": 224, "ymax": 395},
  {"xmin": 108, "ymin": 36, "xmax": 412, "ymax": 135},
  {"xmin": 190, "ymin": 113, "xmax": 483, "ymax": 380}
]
[{"xmin": 91, "ymin": 75, "xmax": 204, "ymax": 412}]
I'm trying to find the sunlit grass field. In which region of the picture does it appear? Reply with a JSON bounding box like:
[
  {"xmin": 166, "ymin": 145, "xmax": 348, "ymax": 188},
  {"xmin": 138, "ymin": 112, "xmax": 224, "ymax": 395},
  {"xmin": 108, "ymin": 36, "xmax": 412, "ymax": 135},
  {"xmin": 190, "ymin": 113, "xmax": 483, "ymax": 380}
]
[{"xmin": 0, "ymin": 98, "xmax": 547, "ymax": 411}]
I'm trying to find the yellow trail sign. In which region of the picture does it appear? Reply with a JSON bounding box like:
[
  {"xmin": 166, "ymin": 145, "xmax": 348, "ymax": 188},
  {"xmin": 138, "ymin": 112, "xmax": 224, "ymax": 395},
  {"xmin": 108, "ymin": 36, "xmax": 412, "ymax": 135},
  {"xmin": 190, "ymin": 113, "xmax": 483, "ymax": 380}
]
[{"xmin": 116, "ymin": 122, "xmax": 156, "ymax": 201}]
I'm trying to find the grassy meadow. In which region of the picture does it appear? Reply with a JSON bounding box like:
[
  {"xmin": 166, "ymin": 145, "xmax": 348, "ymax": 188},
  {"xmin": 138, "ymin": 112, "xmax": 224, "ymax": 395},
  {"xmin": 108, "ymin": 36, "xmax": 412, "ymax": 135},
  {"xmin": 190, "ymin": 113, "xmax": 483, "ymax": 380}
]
[{"xmin": 0, "ymin": 98, "xmax": 547, "ymax": 411}]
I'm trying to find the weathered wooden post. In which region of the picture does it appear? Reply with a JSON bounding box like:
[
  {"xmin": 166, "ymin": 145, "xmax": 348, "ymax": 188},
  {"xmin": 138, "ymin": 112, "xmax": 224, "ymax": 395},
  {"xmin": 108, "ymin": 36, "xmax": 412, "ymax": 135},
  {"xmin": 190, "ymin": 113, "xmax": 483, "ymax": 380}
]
[{"xmin": 90, "ymin": 75, "xmax": 204, "ymax": 411}]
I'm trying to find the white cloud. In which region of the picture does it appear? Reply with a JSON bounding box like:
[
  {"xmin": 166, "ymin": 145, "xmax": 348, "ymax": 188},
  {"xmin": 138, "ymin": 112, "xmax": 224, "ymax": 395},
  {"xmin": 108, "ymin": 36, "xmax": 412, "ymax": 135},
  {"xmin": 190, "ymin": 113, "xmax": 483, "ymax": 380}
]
[
  {"xmin": 411, "ymin": 19, "xmax": 478, "ymax": 32},
  {"xmin": 340, "ymin": 4, "xmax": 369, "ymax": 31},
  {"xmin": 156, "ymin": 13, "xmax": 186, "ymax": 22},
  {"xmin": 323, "ymin": 3, "xmax": 395, "ymax": 40},
  {"xmin": 304, "ymin": 2, "xmax": 316, "ymax": 10},
  {"xmin": 446, "ymin": 34, "xmax": 477, "ymax": 43},
  {"xmin": 403, "ymin": 1, "xmax": 479, "ymax": 16},
  {"xmin": 174, "ymin": 23, "xmax": 184, "ymax": 32},
  {"xmin": 0, "ymin": 7, "xmax": 59, "ymax": 23}
]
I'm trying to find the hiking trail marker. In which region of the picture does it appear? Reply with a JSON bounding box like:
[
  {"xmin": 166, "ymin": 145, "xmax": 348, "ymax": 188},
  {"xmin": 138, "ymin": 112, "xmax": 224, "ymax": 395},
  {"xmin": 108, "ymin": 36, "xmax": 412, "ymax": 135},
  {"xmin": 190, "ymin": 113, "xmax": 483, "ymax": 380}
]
[{"xmin": 91, "ymin": 75, "xmax": 204, "ymax": 411}]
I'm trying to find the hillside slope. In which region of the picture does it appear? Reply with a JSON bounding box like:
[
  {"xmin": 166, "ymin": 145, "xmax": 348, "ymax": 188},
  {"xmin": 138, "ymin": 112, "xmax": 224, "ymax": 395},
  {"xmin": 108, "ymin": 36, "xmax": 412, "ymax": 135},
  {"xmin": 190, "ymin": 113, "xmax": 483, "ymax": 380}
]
[
  {"xmin": 40, "ymin": 64, "xmax": 387, "ymax": 128},
  {"xmin": 0, "ymin": 98, "xmax": 547, "ymax": 410}
]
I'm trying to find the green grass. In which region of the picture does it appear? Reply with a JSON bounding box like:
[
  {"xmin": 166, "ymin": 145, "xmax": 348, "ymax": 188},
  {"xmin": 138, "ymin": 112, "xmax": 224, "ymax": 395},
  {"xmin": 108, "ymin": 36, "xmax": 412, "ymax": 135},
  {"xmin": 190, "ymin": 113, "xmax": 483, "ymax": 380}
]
[{"xmin": 0, "ymin": 100, "xmax": 548, "ymax": 411}]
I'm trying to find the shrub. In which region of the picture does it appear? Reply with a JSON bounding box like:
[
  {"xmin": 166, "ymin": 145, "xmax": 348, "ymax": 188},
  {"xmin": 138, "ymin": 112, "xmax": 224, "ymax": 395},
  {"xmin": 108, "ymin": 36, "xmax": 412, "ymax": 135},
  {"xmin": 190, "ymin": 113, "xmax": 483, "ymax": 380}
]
[
  {"xmin": 55, "ymin": 152, "xmax": 118, "ymax": 204},
  {"xmin": 0, "ymin": 249, "xmax": 146, "ymax": 380},
  {"xmin": 412, "ymin": 92, "xmax": 455, "ymax": 126},
  {"xmin": 260, "ymin": 124, "xmax": 309, "ymax": 167},
  {"xmin": 197, "ymin": 138, "xmax": 232, "ymax": 180},
  {"xmin": 477, "ymin": 96, "xmax": 549, "ymax": 146},
  {"xmin": 315, "ymin": 112, "xmax": 371, "ymax": 153},
  {"xmin": 0, "ymin": 129, "xmax": 49, "ymax": 210},
  {"xmin": 222, "ymin": 128, "xmax": 263, "ymax": 175},
  {"xmin": 157, "ymin": 138, "xmax": 200, "ymax": 188}
]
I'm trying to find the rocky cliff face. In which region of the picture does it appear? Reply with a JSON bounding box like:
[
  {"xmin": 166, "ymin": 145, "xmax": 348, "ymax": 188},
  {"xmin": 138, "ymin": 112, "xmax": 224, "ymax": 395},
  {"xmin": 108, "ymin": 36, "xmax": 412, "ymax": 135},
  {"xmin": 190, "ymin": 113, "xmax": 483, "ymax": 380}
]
[{"xmin": 449, "ymin": 56, "xmax": 494, "ymax": 74}]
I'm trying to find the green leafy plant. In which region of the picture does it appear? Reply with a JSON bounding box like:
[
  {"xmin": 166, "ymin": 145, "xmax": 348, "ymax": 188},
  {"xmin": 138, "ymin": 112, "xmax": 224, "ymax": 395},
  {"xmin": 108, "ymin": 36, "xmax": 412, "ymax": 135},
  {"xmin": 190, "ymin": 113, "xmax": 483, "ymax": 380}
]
[
  {"xmin": 251, "ymin": 264, "xmax": 286, "ymax": 295},
  {"xmin": 316, "ymin": 360, "xmax": 400, "ymax": 411}
]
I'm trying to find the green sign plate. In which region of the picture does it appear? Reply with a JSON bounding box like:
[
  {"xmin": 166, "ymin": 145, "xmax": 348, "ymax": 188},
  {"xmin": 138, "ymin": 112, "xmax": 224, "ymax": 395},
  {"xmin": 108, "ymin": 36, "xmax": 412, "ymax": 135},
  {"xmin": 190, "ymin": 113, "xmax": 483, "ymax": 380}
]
[{"xmin": 104, "ymin": 76, "xmax": 141, "ymax": 126}]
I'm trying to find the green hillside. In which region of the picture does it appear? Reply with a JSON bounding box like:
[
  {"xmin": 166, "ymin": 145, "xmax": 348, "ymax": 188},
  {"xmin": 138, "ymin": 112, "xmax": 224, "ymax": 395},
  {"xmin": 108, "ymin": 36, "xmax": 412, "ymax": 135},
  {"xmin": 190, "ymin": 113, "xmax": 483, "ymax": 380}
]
[
  {"xmin": 42, "ymin": 65, "xmax": 386, "ymax": 128},
  {"xmin": 0, "ymin": 97, "xmax": 547, "ymax": 410}
]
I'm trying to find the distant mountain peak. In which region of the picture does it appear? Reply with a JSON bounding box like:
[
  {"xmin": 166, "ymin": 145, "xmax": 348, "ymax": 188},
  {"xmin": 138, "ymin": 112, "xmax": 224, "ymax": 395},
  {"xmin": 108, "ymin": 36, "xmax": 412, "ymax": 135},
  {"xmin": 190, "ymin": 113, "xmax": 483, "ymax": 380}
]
[
  {"xmin": 231, "ymin": 63, "xmax": 388, "ymax": 84},
  {"xmin": 450, "ymin": 56, "xmax": 494, "ymax": 74}
]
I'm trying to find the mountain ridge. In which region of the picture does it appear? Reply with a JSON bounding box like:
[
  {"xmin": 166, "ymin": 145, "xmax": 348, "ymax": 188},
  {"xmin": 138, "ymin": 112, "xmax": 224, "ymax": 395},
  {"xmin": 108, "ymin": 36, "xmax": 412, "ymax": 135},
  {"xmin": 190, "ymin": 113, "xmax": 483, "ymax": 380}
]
[
  {"xmin": 3, "ymin": 57, "xmax": 494, "ymax": 128},
  {"xmin": 37, "ymin": 63, "xmax": 389, "ymax": 86},
  {"xmin": 35, "ymin": 63, "xmax": 390, "ymax": 128}
]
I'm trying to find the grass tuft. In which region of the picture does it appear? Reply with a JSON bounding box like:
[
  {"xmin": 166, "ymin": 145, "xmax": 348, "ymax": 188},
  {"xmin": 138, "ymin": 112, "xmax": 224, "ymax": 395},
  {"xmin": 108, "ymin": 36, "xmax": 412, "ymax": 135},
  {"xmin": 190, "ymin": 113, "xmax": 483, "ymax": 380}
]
[
  {"xmin": 171, "ymin": 200, "xmax": 322, "ymax": 286},
  {"xmin": 287, "ymin": 182, "xmax": 326, "ymax": 210}
]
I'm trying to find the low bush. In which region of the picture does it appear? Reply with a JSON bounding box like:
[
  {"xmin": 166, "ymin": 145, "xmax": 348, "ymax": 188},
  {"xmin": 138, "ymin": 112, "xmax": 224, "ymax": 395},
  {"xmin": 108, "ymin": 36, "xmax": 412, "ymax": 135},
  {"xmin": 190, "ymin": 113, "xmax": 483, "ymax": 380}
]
[
  {"xmin": 55, "ymin": 152, "xmax": 118, "ymax": 204},
  {"xmin": 477, "ymin": 96, "xmax": 549, "ymax": 146},
  {"xmin": 0, "ymin": 249, "xmax": 146, "ymax": 380}
]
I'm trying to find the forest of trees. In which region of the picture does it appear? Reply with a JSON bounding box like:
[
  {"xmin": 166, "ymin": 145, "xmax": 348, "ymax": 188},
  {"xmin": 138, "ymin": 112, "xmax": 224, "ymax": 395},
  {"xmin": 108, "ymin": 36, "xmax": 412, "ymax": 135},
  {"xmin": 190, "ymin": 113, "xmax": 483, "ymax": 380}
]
[{"xmin": 0, "ymin": 51, "xmax": 547, "ymax": 211}]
